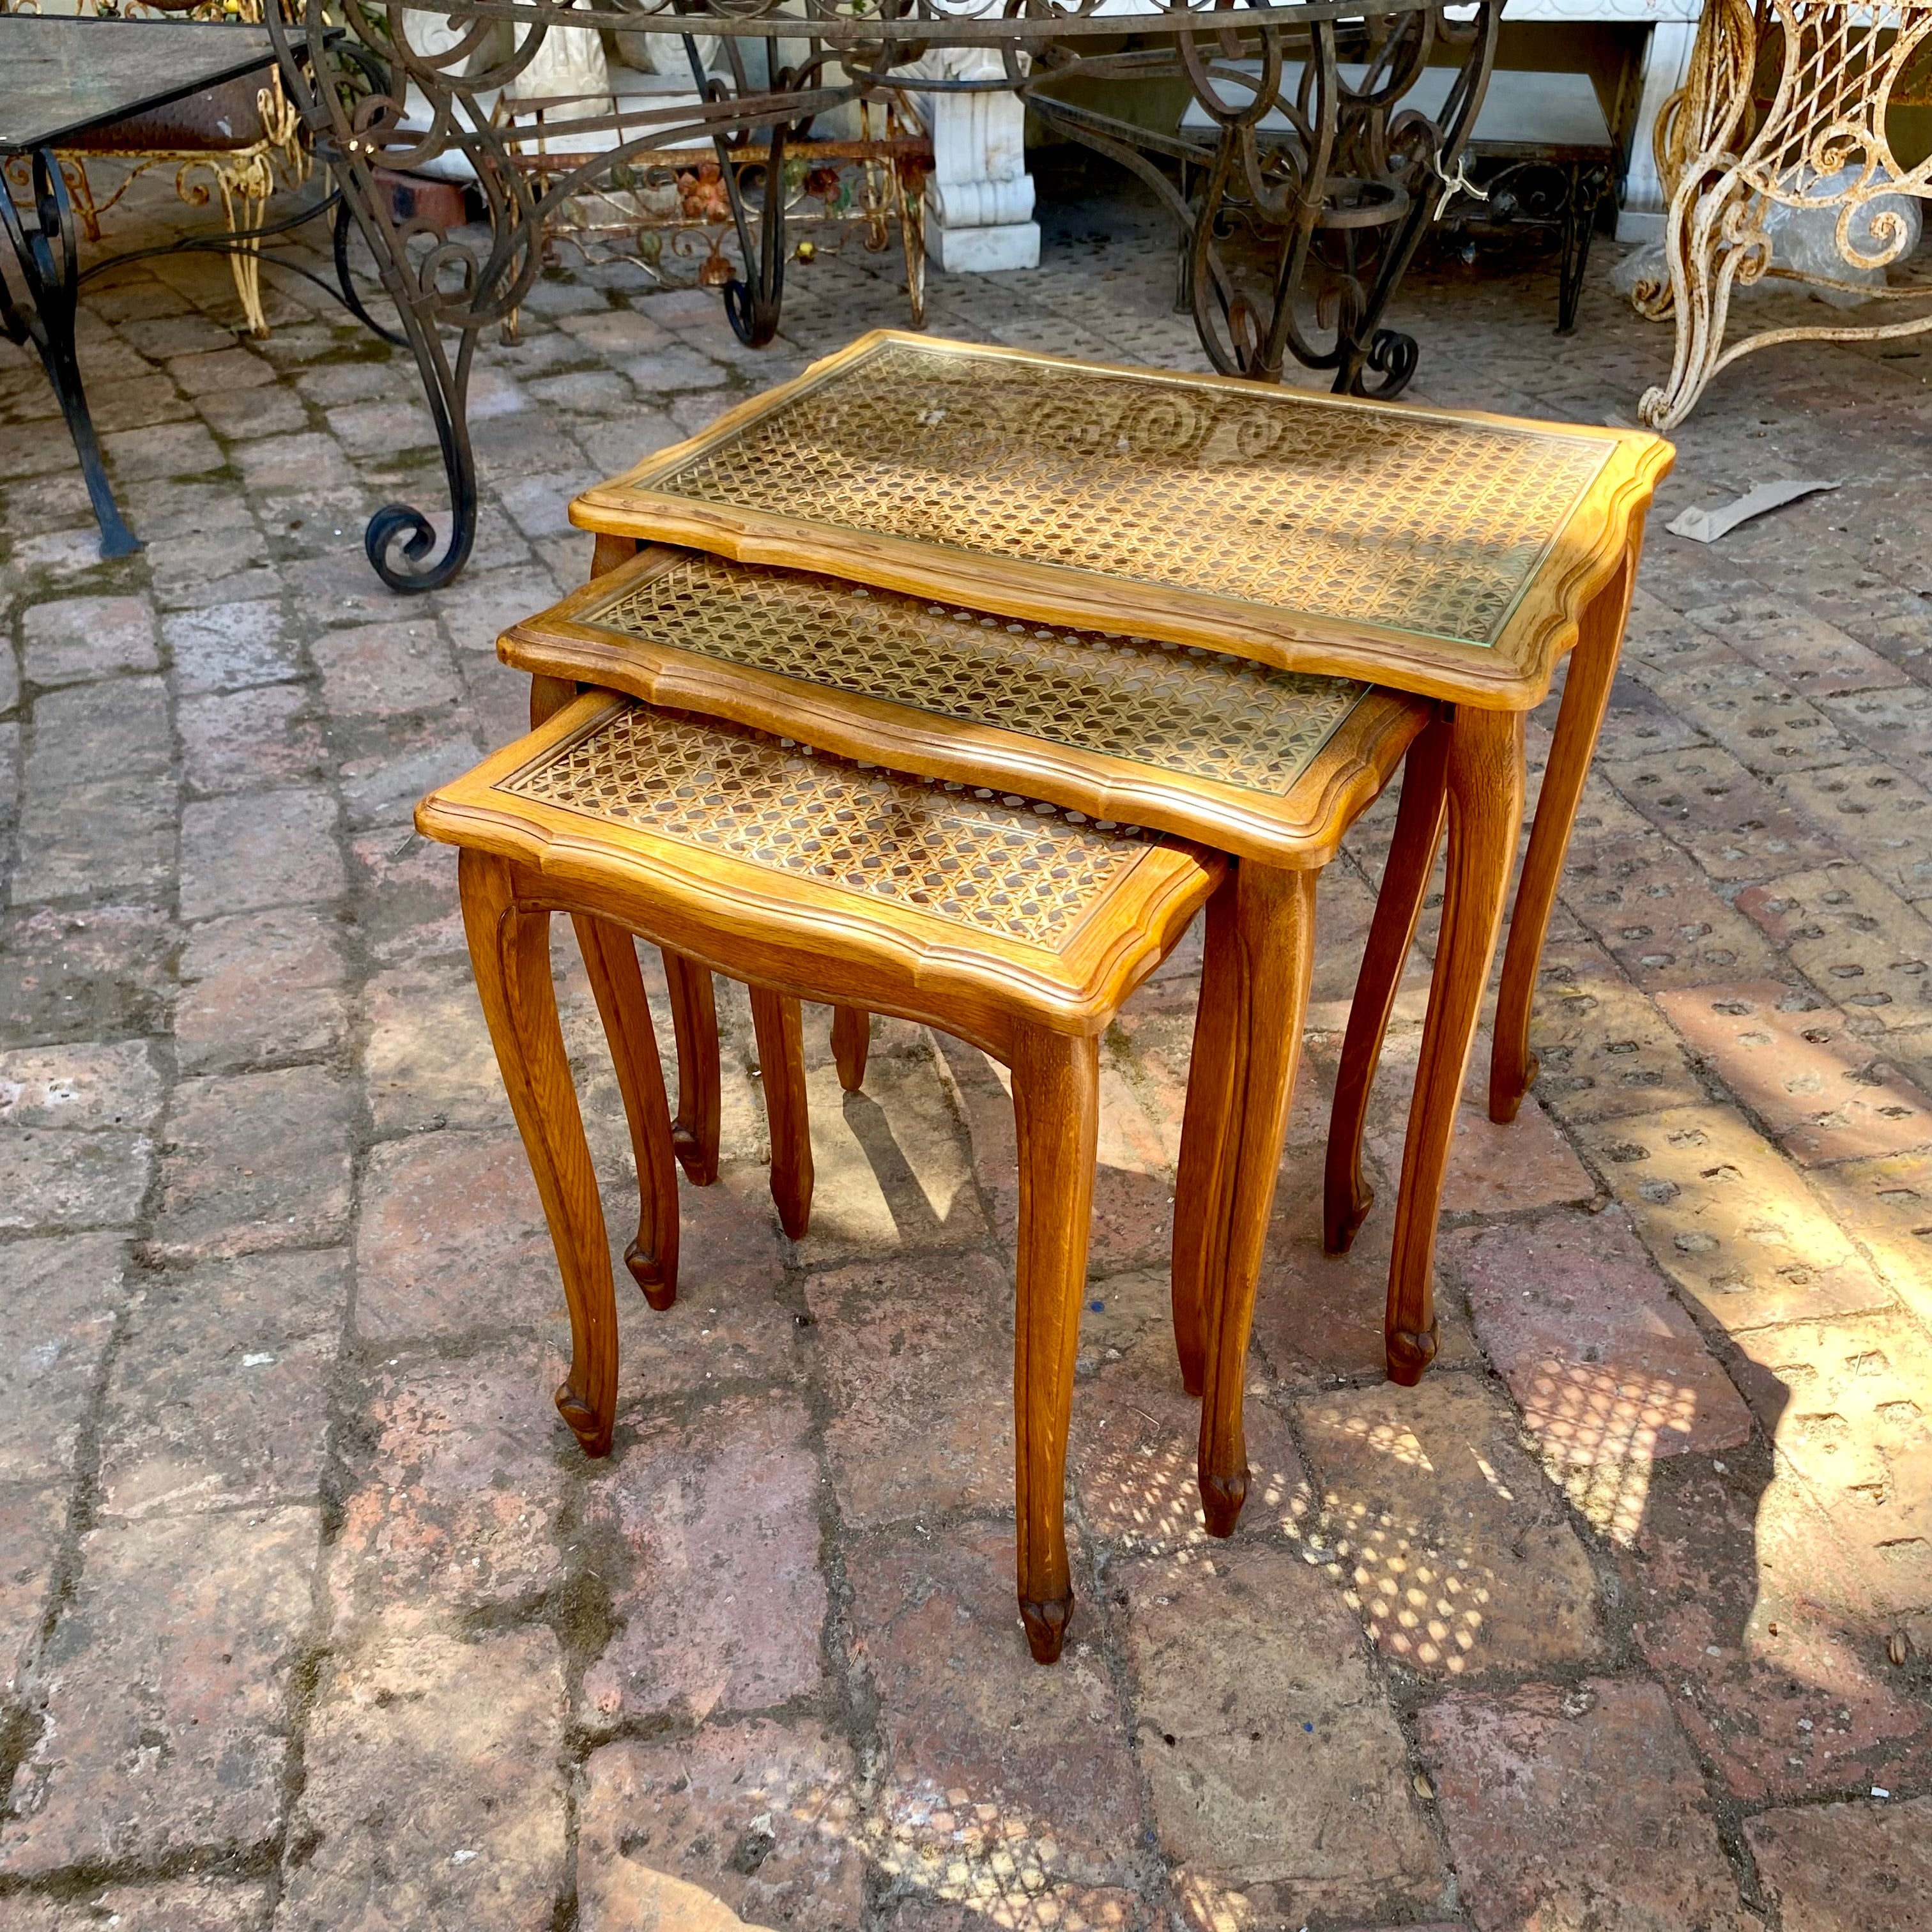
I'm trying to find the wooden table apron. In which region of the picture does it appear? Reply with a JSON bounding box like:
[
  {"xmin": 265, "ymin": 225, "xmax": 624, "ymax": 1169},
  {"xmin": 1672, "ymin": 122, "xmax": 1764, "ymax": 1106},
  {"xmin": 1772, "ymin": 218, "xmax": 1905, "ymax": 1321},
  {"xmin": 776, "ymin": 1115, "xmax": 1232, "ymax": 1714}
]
[{"xmin": 561, "ymin": 332, "xmax": 1674, "ymax": 1384}]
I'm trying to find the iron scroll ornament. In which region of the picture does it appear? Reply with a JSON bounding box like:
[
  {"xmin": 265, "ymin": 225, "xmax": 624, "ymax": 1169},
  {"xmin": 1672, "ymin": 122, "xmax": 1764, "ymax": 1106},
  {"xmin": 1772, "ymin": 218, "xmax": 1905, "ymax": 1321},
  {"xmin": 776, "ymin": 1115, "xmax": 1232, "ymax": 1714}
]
[
  {"xmin": 1030, "ymin": 4, "xmax": 1498, "ymax": 391},
  {"xmin": 263, "ymin": 1, "xmax": 1494, "ymax": 593}
]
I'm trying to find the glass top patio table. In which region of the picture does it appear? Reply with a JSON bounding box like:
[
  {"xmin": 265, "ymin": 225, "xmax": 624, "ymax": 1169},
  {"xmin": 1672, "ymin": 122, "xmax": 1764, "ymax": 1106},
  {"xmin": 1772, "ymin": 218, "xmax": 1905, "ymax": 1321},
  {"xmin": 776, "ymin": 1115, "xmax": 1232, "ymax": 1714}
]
[{"xmin": 0, "ymin": 16, "xmax": 287, "ymax": 154}]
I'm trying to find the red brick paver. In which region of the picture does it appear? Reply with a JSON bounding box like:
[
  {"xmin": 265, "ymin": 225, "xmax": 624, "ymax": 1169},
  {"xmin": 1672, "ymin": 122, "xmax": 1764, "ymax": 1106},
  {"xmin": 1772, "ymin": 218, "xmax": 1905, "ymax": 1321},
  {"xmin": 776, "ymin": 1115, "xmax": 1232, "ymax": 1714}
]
[{"xmin": 4, "ymin": 163, "xmax": 1932, "ymax": 1928}]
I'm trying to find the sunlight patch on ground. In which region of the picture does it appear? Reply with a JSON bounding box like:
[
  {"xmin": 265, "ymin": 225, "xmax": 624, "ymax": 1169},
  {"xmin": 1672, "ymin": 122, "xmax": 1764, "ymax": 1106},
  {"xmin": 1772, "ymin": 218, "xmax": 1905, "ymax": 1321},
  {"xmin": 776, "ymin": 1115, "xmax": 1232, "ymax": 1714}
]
[
  {"xmin": 1303, "ymin": 1495, "xmax": 1491, "ymax": 1673},
  {"xmin": 860, "ymin": 1778, "xmax": 1132, "ymax": 1928},
  {"xmin": 1519, "ymin": 1360, "xmax": 1704, "ymax": 1545}
]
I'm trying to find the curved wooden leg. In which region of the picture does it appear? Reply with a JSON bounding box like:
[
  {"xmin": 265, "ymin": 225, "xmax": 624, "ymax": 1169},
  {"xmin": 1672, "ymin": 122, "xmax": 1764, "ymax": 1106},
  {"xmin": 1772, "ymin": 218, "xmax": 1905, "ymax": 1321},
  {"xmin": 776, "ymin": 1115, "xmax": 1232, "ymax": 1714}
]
[
  {"xmin": 1324, "ymin": 713, "xmax": 1451, "ymax": 1254},
  {"xmin": 1386, "ymin": 707, "xmax": 1526, "ymax": 1386},
  {"xmin": 1170, "ymin": 882, "xmax": 1242, "ymax": 1399},
  {"xmin": 751, "ymin": 987, "xmax": 813, "ymax": 1239},
  {"xmin": 664, "ymin": 952, "xmax": 722, "ymax": 1186},
  {"xmin": 831, "ymin": 1005, "xmax": 871, "ymax": 1093},
  {"xmin": 574, "ymin": 916, "xmax": 680, "ymax": 1310},
  {"xmin": 1198, "ymin": 864, "xmax": 1318, "ymax": 1538},
  {"xmin": 1010, "ymin": 1025, "xmax": 1101, "ymax": 1665},
  {"xmin": 590, "ymin": 532, "xmax": 640, "ymax": 579},
  {"xmin": 530, "ymin": 673, "xmax": 577, "ymax": 730},
  {"xmin": 1489, "ymin": 546, "xmax": 1639, "ymax": 1123},
  {"xmin": 587, "ymin": 542, "xmax": 726, "ymax": 1197},
  {"xmin": 459, "ymin": 850, "xmax": 618, "ymax": 1457}
]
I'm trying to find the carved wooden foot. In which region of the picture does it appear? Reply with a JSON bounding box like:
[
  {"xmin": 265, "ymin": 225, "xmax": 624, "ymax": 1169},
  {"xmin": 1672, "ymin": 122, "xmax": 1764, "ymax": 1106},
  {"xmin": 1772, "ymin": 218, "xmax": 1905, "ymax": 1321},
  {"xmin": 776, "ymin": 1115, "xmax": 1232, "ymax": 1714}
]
[
  {"xmin": 1020, "ymin": 1593, "xmax": 1073, "ymax": 1666},
  {"xmin": 554, "ymin": 1376, "xmax": 613, "ymax": 1457},
  {"xmin": 1385, "ymin": 1322, "xmax": 1439, "ymax": 1387},
  {"xmin": 664, "ymin": 951, "xmax": 722, "ymax": 1186},
  {"xmin": 1325, "ymin": 1176, "xmax": 1376, "ymax": 1258},
  {"xmin": 1201, "ymin": 1470, "xmax": 1248, "ymax": 1540},
  {"xmin": 1487, "ymin": 1054, "xmax": 1537, "ymax": 1128},
  {"xmin": 625, "ymin": 1242, "xmax": 677, "ymax": 1311},
  {"xmin": 1325, "ymin": 713, "xmax": 1450, "ymax": 1254}
]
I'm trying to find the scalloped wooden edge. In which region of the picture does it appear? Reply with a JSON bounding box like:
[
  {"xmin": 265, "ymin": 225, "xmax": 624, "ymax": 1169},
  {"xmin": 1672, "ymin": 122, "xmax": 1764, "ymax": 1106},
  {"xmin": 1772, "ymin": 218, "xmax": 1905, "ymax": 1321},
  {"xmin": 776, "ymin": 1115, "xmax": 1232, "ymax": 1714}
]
[
  {"xmin": 415, "ymin": 693, "xmax": 1225, "ymax": 1059},
  {"xmin": 570, "ymin": 330, "xmax": 1676, "ymax": 710},
  {"xmin": 498, "ymin": 545, "xmax": 1433, "ymax": 868}
]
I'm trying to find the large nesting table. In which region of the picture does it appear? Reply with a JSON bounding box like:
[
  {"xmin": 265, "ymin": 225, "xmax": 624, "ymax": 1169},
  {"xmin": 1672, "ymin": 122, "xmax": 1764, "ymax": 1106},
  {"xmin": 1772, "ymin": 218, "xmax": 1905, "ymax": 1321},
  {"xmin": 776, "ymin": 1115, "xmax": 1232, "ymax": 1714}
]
[{"xmin": 565, "ymin": 331, "xmax": 1674, "ymax": 1386}]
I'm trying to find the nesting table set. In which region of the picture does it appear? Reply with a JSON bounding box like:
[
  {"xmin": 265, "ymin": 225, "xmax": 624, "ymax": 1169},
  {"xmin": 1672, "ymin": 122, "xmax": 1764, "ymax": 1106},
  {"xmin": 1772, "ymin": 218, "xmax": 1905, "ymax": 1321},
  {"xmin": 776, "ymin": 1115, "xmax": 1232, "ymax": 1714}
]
[{"xmin": 415, "ymin": 333, "xmax": 1672, "ymax": 1662}]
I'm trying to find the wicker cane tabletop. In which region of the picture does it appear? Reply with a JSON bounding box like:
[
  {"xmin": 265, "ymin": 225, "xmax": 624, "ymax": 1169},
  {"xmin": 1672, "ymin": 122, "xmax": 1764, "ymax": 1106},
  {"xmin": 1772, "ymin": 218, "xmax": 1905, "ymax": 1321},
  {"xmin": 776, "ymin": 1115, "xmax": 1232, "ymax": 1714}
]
[
  {"xmin": 572, "ymin": 332, "xmax": 1674, "ymax": 708},
  {"xmin": 500, "ymin": 545, "xmax": 1428, "ymax": 867}
]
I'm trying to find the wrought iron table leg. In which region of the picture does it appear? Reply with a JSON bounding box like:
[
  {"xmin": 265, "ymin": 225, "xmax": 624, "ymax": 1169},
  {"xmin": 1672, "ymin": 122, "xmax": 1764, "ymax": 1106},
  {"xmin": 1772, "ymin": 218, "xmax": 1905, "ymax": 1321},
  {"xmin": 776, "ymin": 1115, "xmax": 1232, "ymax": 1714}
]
[
  {"xmin": 1556, "ymin": 162, "xmax": 1610, "ymax": 337},
  {"xmin": 1, "ymin": 148, "xmax": 140, "ymax": 559}
]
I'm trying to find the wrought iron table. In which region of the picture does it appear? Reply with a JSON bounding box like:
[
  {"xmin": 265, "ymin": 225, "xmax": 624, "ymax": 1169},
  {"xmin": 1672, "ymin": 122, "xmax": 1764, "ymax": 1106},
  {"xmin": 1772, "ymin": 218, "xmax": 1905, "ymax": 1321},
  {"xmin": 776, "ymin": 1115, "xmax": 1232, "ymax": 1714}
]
[
  {"xmin": 1, "ymin": 15, "xmax": 299, "ymax": 556},
  {"xmin": 263, "ymin": 0, "xmax": 1502, "ymax": 592},
  {"xmin": 567, "ymin": 331, "xmax": 1675, "ymax": 1398},
  {"xmin": 1634, "ymin": 0, "xmax": 1932, "ymax": 427}
]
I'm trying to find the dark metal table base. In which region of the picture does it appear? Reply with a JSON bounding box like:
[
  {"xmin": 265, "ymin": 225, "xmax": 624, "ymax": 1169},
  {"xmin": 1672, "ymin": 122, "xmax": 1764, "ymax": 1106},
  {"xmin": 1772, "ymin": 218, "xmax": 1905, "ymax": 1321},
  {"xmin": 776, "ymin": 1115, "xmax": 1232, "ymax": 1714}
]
[
  {"xmin": 2, "ymin": 147, "xmax": 141, "ymax": 558},
  {"xmin": 1438, "ymin": 154, "xmax": 1616, "ymax": 337},
  {"xmin": 2, "ymin": 153, "xmax": 395, "ymax": 560}
]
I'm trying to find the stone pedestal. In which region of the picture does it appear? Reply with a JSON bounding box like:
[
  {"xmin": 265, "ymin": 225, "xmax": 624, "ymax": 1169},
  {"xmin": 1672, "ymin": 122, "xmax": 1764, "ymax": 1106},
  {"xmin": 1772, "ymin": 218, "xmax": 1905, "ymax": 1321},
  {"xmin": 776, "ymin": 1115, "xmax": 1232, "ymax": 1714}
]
[
  {"xmin": 1613, "ymin": 17, "xmax": 1699, "ymax": 242},
  {"xmin": 903, "ymin": 47, "xmax": 1041, "ymax": 273}
]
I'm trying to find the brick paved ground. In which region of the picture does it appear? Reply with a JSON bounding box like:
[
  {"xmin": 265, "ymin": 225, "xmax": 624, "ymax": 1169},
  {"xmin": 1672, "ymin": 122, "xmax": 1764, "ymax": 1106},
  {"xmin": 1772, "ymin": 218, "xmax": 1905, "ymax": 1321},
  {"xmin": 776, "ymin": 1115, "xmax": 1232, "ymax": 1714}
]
[{"xmin": 3, "ymin": 165, "xmax": 1931, "ymax": 1930}]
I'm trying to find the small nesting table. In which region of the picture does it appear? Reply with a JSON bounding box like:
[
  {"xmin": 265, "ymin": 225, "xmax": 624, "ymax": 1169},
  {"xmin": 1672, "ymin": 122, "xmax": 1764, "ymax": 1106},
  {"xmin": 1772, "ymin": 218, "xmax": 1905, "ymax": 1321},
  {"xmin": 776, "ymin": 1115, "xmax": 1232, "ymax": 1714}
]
[
  {"xmin": 420, "ymin": 691, "xmax": 1224, "ymax": 1660},
  {"xmin": 567, "ymin": 332, "xmax": 1675, "ymax": 1382}
]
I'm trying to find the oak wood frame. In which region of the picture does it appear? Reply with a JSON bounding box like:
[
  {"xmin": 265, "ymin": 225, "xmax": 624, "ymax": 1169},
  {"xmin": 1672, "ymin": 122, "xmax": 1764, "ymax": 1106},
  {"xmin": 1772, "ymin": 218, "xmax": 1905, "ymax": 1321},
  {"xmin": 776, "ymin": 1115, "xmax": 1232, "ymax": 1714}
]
[
  {"xmin": 427, "ymin": 696, "xmax": 1221, "ymax": 1054},
  {"xmin": 517, "ymin": 543, "xmax": 1432, "ymax": 1538},
  {"xmin": 572, "ymin": 330, "xmax": 1675, "ymax": 711},
  {"xmin": 422, "ymin": 691, "xmax": 1222, "ymax": 1662},
  {"xmin": 569, "ymin": 353, "xmax": 1668, "ymax": 1392}
]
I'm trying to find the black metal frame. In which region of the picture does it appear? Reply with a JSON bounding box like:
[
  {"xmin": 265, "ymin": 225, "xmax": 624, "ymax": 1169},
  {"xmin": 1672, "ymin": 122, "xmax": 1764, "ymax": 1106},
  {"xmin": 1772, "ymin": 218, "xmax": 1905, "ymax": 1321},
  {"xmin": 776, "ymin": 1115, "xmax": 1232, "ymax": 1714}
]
[
  {"xmin": 263, "ymin": 1, "xmax": 1498, "ymax": 594},
  {"xmin": 1035, "ymin": 7, "xmax": 1498, "ymax": 393},
  {"xmin": 1440, "ymin": 153, "xmax": 1616, "ymax": 336},
  {"xmin": 1, "ymin": 146, "xmax": 141, "ymax": 556},
  {"xmin": 1, "ymin": 148, "xmax": 405, "ymax": 558},
  {"xmin": 1, "ymin": 20, "xmax": 394, "ymax": 557}
]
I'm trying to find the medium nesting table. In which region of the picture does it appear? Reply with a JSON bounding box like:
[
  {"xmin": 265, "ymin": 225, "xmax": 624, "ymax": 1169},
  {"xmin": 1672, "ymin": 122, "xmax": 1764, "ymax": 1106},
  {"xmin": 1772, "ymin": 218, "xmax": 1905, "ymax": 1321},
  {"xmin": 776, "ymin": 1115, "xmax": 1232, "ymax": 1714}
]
[
  {"xmin": 502, "ymin": 544, "xmax": 1431, "ymax": 1543},
  {"xmin": 567, "ymin": 332, "xmax": 1675, "ymax": 1384}
]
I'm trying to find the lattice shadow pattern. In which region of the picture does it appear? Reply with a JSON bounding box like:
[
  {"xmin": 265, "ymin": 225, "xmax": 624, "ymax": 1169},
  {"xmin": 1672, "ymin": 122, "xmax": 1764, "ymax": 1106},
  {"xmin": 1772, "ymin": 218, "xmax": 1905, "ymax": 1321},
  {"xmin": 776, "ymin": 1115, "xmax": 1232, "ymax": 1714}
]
[
  {"xmin": 581, "ymin": 554, "xmax": 1373, "ymax": 797},
  {"xmin": 650, "ymin": 341, "xmax": 1613, "ymax": 648},
  {"xmin": 498, "ymin": 702, "xmax": 1159, "ymax": 951}
]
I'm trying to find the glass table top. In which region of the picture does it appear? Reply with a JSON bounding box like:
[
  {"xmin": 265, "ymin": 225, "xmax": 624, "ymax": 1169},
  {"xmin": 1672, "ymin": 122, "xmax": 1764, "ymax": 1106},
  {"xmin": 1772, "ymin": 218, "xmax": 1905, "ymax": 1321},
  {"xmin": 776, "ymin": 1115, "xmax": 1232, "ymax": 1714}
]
[
  {"xmin": 592, "ymin": 335, "xmax": 1621, "ymax": 656},
  {"xmin": 0, "ymin": 17, "xmax": 285, "ymax": 155}
]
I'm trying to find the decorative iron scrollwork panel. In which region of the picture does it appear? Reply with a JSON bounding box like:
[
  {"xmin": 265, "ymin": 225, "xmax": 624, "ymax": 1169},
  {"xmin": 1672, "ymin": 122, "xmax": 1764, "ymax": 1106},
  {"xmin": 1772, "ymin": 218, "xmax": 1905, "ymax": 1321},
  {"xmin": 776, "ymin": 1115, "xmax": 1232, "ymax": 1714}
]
[{"xmin": 263, "ymin": 1, "xmax": 1494, "ymax": 590}]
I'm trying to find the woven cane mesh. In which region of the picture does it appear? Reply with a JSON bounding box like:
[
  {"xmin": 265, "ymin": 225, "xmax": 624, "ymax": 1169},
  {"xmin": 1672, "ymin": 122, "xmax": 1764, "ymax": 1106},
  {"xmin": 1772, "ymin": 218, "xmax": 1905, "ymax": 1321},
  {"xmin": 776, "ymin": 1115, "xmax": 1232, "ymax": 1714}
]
[
  {"xmin": 579, "ymin": 553, "xmax": 1371, "ymax": 797},
  {"xmin": 641, "ymin": 341, "xmax": 1612, "ymax": 648},
  {"xmin": 498, "ymin": 702, "xmax": 1157, "ymax": 951}
]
